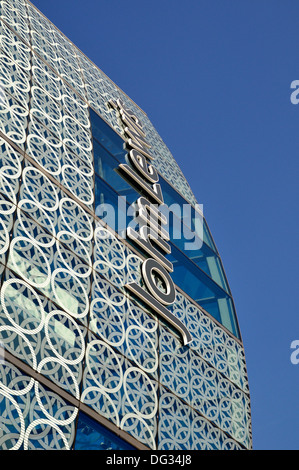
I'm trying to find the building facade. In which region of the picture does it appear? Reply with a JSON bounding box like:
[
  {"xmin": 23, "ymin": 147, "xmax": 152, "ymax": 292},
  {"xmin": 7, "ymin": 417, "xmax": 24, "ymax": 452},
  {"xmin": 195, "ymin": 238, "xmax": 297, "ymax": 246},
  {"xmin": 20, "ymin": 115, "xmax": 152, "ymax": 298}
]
[{"xmin": 0, "ymin": 0, "xmax": 252, "ymax": 450}]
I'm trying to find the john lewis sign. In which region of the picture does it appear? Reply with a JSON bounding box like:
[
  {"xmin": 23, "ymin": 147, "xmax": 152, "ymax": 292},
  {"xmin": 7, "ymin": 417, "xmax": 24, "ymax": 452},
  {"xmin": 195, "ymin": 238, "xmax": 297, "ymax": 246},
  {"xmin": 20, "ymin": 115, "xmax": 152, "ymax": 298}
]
[{"xmin": 109, "ymin": 99, "xmax": 192, "ymax": 346}]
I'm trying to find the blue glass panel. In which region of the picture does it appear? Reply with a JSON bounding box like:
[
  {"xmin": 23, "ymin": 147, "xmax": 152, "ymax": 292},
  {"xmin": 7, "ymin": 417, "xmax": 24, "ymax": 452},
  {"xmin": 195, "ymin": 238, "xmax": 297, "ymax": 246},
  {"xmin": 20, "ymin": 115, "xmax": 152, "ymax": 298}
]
[
  {"xmin": 74, "ymin": 412, "xmax": 136, "ymax": 450},
  {"xmin": 90, "ymin": 108, "xmax": 126, "ymax": 160},
  {"xmin": 163, "ymin": 207, "xmax": 229, "ymax": 293},
  {"xmin": 169, "ymin": 245, "xmax": 239, "ymax": 337},
  {"xmin": 93, "ymin": 139, "xmax": 137, "ymax": 204}
]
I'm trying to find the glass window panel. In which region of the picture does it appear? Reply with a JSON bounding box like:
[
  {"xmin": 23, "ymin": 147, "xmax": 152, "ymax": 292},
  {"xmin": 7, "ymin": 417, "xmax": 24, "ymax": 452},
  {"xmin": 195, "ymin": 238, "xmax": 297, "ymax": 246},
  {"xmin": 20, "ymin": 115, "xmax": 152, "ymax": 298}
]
[
  {"xmin": 90, "ymin": 108, "xmax": 126, "ymax": 160},
  {"xmin": 169, "ymin": 245, "xmax": 240, "ymax": 338},
  {"xmin": 93, "ymin": 140, "xmax": 137, "ymax": 204},
  {"xmin": 74, "ymin": 412, "xmax": 135, "ymax": 450}
]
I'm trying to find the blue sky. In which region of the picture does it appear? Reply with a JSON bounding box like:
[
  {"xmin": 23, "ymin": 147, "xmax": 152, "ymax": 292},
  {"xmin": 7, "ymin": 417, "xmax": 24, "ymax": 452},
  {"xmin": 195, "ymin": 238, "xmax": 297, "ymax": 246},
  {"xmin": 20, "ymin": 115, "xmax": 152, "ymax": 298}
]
[{"xmin": 31, "ymin": 0, "xmax": 299, "ymax": 450}]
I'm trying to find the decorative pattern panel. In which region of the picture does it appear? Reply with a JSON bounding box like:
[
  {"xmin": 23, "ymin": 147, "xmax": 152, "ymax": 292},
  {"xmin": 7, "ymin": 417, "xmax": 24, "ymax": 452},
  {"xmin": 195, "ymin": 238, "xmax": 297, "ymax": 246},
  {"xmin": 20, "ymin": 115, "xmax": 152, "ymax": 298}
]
[{"xmin": 0, "ymin": 360, "xmax": 77, "ymax": 450}]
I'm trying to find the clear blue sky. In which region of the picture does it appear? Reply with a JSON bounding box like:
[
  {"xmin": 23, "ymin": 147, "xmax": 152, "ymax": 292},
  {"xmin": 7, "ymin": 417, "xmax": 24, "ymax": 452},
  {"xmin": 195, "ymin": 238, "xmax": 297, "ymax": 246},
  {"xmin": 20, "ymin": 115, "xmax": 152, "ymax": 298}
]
[{"xmin": 31, "ymin": 0, "xmax": 299, "ymax": 450}]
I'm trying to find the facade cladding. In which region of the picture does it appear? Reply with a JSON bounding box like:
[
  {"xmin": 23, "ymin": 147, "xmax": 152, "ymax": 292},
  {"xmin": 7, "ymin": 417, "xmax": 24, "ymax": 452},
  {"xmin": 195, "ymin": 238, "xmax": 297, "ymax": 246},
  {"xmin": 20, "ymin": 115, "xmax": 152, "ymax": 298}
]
[{"xmin": 0, "ymin": 0, "xmax": 252, "ymax": 451}]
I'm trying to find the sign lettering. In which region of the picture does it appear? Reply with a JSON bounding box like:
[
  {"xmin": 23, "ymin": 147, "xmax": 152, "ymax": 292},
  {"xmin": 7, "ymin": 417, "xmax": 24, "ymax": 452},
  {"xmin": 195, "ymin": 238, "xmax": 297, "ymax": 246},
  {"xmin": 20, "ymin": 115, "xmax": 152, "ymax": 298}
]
[{"xmin": 109, "ymin": 99, "xmax": 192, "ymax": 346}]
